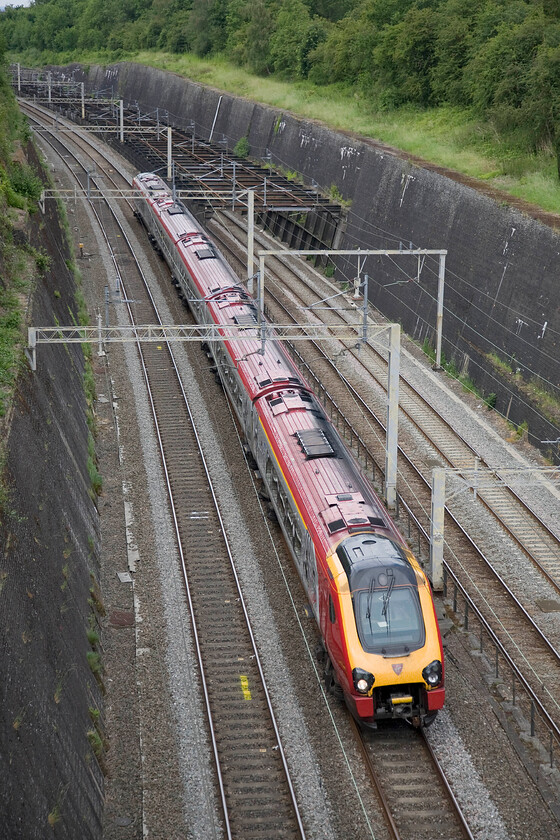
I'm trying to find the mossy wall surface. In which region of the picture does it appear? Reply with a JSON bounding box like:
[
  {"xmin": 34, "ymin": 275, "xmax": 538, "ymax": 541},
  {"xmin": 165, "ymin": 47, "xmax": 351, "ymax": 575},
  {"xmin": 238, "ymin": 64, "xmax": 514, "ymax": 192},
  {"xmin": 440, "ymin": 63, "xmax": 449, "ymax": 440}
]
[{"xmin": 0, "ymin": 143, "xmax": 103, "ymax": 839}]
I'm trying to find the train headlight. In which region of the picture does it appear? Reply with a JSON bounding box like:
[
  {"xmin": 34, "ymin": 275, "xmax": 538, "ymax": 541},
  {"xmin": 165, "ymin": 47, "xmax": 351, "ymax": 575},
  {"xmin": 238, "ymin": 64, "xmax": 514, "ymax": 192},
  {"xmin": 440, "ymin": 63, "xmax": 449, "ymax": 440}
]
[
  {"xmin": 352, "ymin": 668, "xmax": 375, "ymax": 694},
  {"xmin": 422, "ymin": 660, "xmax": 442, "ymax": 688}
]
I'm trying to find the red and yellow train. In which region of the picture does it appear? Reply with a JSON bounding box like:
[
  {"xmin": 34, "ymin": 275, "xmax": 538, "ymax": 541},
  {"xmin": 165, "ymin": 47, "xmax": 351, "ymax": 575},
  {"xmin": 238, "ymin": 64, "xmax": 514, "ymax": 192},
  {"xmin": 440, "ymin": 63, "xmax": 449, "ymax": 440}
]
[{"xmin": 133, "ymin": 172, "xmax": 445, "ymax": 727}]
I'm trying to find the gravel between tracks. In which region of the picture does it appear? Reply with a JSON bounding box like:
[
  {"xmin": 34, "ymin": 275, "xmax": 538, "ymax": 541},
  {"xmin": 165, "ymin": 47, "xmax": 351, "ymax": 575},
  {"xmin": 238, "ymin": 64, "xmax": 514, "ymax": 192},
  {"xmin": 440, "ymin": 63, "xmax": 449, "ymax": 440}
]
[{"xmin": 35, "ymin": 120, "xmax": 560, "ymax": 840}]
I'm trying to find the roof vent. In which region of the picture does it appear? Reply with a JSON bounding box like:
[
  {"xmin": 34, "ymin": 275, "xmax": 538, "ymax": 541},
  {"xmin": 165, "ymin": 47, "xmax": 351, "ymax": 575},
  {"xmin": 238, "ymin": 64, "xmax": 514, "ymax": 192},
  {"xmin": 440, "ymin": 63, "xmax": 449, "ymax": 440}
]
[
  {"xmin": 295, "ymin": 428, "xmax": 335, "ymax": 459},
  {"xmin": 195, "ymin": 247, "xmax": 215, "ymax": 260},
  {"xmin": 234, "ymin": 312, "xmax": 258, "ymax": 327}
]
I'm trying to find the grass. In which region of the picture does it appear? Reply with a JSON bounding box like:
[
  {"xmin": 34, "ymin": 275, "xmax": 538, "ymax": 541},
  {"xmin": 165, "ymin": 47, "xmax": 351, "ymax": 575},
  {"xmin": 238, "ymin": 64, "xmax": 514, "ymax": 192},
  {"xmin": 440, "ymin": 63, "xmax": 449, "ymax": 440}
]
[
  {"xmin": 0, "ymin": 260, "xmax": 32, "ymax": 420},
  {"xmin": 486, "ymin": 349, "xmax": 560, "ymax": 424},
  {"xmin": 22, "ymin": 47, "xmax": 560, "ymax": 214}
]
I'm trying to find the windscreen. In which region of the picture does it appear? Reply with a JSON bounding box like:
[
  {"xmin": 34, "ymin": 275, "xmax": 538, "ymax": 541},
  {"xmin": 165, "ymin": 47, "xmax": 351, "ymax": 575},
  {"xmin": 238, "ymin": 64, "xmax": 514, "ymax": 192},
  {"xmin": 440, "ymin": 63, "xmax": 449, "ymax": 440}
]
[{"xmin": 354, "ymin": 582, "xmax": 425, "ymax": 656}]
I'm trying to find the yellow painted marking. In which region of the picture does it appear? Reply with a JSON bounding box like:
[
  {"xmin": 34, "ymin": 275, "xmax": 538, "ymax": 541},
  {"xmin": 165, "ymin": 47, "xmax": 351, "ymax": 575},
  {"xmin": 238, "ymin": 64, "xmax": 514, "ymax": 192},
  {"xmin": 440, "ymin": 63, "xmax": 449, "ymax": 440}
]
[
  {"xmin": 157, "ymin": 345, "xmax": 162, "ymax": 350},
  {"xmin": 239, "ymin": 675, "xmax": 252, "ymax": 701}
]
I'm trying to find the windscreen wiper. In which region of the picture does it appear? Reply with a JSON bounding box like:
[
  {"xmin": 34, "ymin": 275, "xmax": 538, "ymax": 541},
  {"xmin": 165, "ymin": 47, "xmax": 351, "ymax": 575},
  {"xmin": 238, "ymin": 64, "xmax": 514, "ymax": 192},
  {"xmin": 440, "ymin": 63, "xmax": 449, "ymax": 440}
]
[
  {"xmin": 382, "ymin": 570, "xmax": 395, "ymax": 620},
  {"xmin": 365, "ymin": 576, "xmax": 375, "ymax": 634}
]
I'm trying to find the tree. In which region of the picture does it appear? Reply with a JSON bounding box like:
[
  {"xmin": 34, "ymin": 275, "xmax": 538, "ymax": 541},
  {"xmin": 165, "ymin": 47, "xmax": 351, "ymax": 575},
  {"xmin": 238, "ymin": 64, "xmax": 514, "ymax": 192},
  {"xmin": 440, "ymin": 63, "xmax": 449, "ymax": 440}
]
[
  {"xmin": 430, "ymin": 0, "xmax": 486, "ymax": 105},
  {"xmin": 373, "ymin": 6, "xmax": 439, "ymax": 105},
  {"xmin": 189, "ymin": 0, "xmax": 228, "ymax": 56},
  {"xmin": 524, "ymin": 40, "xmax": 560, "ymax": 175},
  {"xmin": 463, "ymin": 8, "xmax": 545, "ymax": 112},
  {"xmin": 269, "ymin": 0, "xmax": 311, "ymax": 76}
]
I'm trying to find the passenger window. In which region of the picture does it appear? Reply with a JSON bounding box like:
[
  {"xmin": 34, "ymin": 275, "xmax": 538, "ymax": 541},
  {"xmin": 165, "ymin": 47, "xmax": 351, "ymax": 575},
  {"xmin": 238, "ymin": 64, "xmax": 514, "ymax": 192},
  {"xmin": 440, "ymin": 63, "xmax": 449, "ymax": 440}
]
[{"xmin": 329, "ymin": 596, "xmax": 336, "ymax": 624}]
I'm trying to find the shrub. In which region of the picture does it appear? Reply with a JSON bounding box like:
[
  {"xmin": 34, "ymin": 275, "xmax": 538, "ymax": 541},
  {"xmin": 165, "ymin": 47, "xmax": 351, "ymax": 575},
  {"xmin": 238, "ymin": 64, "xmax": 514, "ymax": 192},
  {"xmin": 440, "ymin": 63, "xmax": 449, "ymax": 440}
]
[{"xmin": 233, "ymin": 136, "xmax": 250, "ymax": 158}]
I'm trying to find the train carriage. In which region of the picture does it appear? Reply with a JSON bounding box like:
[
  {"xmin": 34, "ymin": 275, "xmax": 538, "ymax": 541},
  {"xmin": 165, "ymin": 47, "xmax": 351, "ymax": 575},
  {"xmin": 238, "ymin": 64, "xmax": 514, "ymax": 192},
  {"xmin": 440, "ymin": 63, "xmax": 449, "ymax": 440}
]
[{"xmin": 133, "ymin": 172, "xmax": 445, "ymax": 727}]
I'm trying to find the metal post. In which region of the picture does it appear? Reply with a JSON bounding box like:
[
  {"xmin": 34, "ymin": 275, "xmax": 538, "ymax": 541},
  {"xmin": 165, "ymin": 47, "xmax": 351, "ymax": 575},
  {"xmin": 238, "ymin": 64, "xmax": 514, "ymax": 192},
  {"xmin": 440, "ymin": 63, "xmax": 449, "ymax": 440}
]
[
  {"xmin": 385, "ymin": 324, "xmax": 400, "ymax": 510},
  {"xmin": 81, "ymin": 83, "xmax": 85, "ymax": 120},
  {"xmin": 17, "ymin": 63, "xmax": 21, "ymax": 93},
  {"xmin": 430, "ymin": 468, "xmax": 445, "ymax": 590},
  {"xmin": 209, "ymin": 95, "xmax": 222, "ymax": 141},
  {"xmin": 104, "ymin": 286, "xmax": 110, "ymax": 327},
  {"xmin": 263, "ymin": 177, "xmax": 267, "ymax": 207},
  {"xmin": 258, "ymin": 257, "xmax": 265, "ymax": 318},
  {"xmin": 232, "ymin": 161, "xmax": 236, "ymax": 211},
  {"xmin": 167, "ymin": 127, "xmax": 172, "ymax": 180},
  {"xmin": 434, "ymin": 253, "xmax": 446, "ymax": 370},
  {"xmin": 362, "ymin": 274, "xmax": 369, "ymax": 343},
  {"xmin": 119, "ymin": 99, "xmax": 124, "ymax": 143},
  {"xmin": 247, "ymin": 190, "xmax": 255, "ymax": 294},
  {"xmin": 47, "ymin": 71, "xmax": 52, "ymax": 103},
  {"xmin": 26, "ymin": 328, "xmax": 37, "ymax": 371},
  {"xmin": 97, "ymin": 313, "xmax": 105, "ymax": 357}
]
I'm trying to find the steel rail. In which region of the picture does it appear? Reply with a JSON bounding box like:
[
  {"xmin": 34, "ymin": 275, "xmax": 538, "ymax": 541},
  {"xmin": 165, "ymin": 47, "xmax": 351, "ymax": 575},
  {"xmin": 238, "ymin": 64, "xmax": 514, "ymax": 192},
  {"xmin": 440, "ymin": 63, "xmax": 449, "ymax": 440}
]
[{"xmin": 29, "ymin": 107, "xmax": 307, "ymax": 839}]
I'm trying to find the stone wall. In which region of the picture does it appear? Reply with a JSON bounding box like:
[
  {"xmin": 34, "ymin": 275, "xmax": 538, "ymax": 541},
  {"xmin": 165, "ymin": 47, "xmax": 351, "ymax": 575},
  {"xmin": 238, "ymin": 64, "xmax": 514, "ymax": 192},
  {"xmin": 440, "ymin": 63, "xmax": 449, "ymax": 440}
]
[{"xmin": 0, "ymin": 143, "xmax": 103, "ymax": 838}]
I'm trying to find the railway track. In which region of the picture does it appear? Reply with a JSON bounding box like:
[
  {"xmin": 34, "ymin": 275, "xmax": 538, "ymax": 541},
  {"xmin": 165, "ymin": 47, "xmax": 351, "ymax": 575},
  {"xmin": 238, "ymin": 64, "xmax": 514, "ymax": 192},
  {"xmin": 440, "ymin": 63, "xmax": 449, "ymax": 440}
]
[
  {"xmin": 22, "ymin": 98, "xmax": 558, "ymax": 836},
  {"xmin": 208, "ymin": 209, "xmax": 560, "ymax": 737},
  {"xmin": 354, "ymin": 722, "xmax": 473, "ymax": 840},
  {"xmin": 24, "ymin": 102, "xmax": 307, "ymax": 839}
]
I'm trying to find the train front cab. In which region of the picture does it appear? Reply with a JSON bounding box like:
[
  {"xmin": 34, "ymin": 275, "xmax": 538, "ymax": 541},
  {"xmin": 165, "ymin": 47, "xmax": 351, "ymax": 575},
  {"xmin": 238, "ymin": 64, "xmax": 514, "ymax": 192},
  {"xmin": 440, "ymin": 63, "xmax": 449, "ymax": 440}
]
[{"xmin": 321, "ymin": 532, "xmax": 444, "ymax": 728}]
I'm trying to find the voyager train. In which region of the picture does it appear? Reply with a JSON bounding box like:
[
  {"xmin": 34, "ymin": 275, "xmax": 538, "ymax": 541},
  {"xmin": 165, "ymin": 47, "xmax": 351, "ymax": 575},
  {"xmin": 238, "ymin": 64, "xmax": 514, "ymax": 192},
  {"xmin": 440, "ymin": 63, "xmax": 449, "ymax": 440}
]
[{"xmin": 133, "ymin": 172, "xmax": 444, "ymax": 727}]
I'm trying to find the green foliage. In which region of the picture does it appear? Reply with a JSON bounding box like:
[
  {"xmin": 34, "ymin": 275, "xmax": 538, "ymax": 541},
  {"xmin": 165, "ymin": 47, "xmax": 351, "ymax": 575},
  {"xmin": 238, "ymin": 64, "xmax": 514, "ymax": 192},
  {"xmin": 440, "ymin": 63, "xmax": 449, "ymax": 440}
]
[
  {"xmin": 0, "ymin": 284, "xmax": 27, "ymax": 419},
  {"xmin": 86, "ymin": 650, "xmax": 102, "ymax": 675},
  {"xmin": 88, "ymin": 705, "xmax": 100, "ymax": 723},
  {"xmin": 35, "ymin": 251, "xmax": 51, "ymax": 273},
  {"xmin": 87, "ymin": 628, "xmax": 100, "ymax": 646},
  {"xmin": 516, "ymin": 419, "xmax": 529, "ymax": 438},
  {"xmin": 87, "ymin": 431, "xmax": 102, "ymax": 496},
  {"xmin": 4, "ymin": 0, "xmax": 560, "ymax": 176},
  {"xmin": 233, "ymin": 135, "xmax": 250, "ymax": 157},
  {"xmin": 8, "ymin": 161, "xmax": 43, "ymax": 202},
  {"xmin": 87, "ymin": 727, "xmax": 104, "ymax": 758}
]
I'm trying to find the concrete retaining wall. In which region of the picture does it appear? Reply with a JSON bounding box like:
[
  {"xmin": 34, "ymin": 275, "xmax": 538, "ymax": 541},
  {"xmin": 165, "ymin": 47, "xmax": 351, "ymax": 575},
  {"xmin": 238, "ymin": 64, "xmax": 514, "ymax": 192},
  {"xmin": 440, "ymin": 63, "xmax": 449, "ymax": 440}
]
[{"xmin": 0, "ymin": 143, "xmax": 103, "ymax": 839}]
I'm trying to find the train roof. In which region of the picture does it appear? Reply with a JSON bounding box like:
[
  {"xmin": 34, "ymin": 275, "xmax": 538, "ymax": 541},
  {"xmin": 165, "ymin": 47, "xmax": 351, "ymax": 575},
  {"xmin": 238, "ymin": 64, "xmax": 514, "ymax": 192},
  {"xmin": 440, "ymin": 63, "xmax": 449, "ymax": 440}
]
[
  {"xmin": 206, "ymin": 292, "xmax": 307, "ymax": 401},
  {"xmin": 255, "ymin": 384, "xmax": 402, "ymax": 558},
  {"xmin": 336, "ymin": 533, "xmax": 417, "ymax": 590}
]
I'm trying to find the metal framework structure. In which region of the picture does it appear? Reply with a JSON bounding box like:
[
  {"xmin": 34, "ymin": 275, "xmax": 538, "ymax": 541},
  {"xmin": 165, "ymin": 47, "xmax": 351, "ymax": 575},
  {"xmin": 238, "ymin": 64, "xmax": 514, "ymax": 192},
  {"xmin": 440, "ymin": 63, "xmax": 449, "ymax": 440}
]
[
  {"xmin": 20, "ymin": 68, "xmax": 445, "ymax": 513},
  {"xmin": 430, "ymin": 464, "xmax": 560, "ymax": 589},
  {"xmin": 26, "ymin": 321, "xmax": 378, "ymax": 370},
  {"xmin": 256, "ymin": 247, "xmax": 447, "ymax": 364},
  {"xmin": 256, "ymin": 246, "xmax": 448, "ymax": 509}
]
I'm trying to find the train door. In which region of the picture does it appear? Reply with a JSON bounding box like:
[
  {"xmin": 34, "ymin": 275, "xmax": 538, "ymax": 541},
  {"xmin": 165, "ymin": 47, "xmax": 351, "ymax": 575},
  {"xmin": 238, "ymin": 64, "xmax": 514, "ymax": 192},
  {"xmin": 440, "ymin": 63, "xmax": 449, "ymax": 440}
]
[{"xmin": 301, "ymin": 531, "xmax": 319, "ymax": 621}]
